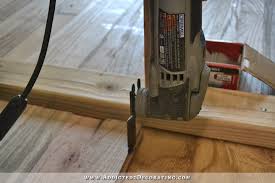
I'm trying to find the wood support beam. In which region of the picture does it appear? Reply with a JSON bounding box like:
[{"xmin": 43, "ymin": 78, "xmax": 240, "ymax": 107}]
[{"xmin": 0, "ymin": 61, "xmax": 275, "ymax": 149}]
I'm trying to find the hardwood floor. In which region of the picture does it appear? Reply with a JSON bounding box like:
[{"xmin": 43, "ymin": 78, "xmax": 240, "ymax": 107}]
[
  {"xmin": 129, "ymin": 127, "xmax": 275, "ymax": 172},
  {"xmin": 0, "ymin": 101, "xmax": 129, "ymax": 173}
]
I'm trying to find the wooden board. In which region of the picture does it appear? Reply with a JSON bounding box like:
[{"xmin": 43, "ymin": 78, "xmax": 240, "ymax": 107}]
[
  {"xmin": 0, "ymin": 61, "xmax": 274, "ymax": 150},
  {"xmin": 242, "ymin": 45, "xmax": 275, "ymax": 89},
  {"xmin": 0, "ymin": 100, "xmax": 136, "ymax": 173}
]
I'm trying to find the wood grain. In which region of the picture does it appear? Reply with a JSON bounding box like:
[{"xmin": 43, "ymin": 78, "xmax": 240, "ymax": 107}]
[
  {"xmin": 0, "ymin": 0, "xmax": 61, "ymax": 57},
  {"xmin": 26, "ymin": 0, "xmax": 141, "ymax": 71},
  {"xmin": 0, "ymin": 101, "xmax": 131, "ymax": 173},
  {"xmin": 4, "ymin": 15, "xmax": 74, "ymax": 62},
  {"xmin": 0, "ymin": 61, "xmax": 133, "ymax": 119},
  {"xmin": 0, "ymin": 0, "xmax": 93, "ymax": 58},
  {"xmin": 78, "ymin": 0, "xmax": 144, "ymax": 76},
  {"xmin": 32, "ymin": 119, "xmax": 128, "ymax": 173},
  {"xmin": 0, "ymin": 0, "xmax": 32, "ymax": 22},
  {"xmin": 4, "ymin": 0, "xmax": 97, "ymax": 61},
  {"xmin": 0, "ymin": 61, "xmax": 274, "ymax": 149},
  {"xmin": 128, "ymin": 127, "xmax": 275, "ymax": 172}
]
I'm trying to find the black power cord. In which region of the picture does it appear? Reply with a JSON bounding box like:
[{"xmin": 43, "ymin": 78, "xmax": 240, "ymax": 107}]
[
  {"xmin": 0, "ymin": 0, "xmax": 56, "ymax": 140},
  {"xmin": 22, "ymin": 0, "xmax": 56, "ymax": 99}
]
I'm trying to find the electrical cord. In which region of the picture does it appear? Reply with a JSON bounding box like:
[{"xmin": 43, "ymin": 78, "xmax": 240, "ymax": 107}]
[
  {"xmin": 0, "ymin": 0, "xmax": 56, "ymax": 140},
  {"xmin": 22, "ymin": 0, "xmax": 56, "ymax": 99}
]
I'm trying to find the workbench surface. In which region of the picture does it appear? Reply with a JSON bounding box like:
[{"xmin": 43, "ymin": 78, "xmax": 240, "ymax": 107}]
[{"xmin": 0, "ymin": 0, "xmax": 275, "ymax": 173}]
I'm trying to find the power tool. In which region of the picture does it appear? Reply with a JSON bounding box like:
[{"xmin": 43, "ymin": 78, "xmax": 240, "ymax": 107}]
[{"xmin": 128, "ymin": 0, "xmax": 210, "ymax": 152}]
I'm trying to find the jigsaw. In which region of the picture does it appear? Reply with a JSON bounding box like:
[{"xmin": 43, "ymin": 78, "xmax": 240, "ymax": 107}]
[{"xmin": 127, "ymin": 0, "xmax": 210, "ymax": 152}]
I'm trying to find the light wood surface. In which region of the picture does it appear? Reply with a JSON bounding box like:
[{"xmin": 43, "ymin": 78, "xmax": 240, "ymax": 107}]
[
  {"xmin": 0, "ymin": 0, "xmax": 91, "ymax": 60},
  {"xmin": 3, "ymin": 0, "xmax": 145, "ymax": 77},
  {"xmin": 0, "ymin": 100, "xmax": 131, "ymax": 173},
  {"xmin": 129, "ymin": 127, "xmax": 275, "ymax": 172},
  {"xmin": 0, "ymin": 61, "xmax": 274, "ymax": 149},
  {"xmin": 242, "ymin": 45, "xmax": 275, "ymax": 89},
  {"xmin": 0, "ymin": 0, "xmax": 33, "ymax": 22}
]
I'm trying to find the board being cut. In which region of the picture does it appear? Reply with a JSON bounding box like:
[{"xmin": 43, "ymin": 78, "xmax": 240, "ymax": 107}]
[{"xmin": 0, "ymin": 61, "xmax": 274, "ymax": 150}]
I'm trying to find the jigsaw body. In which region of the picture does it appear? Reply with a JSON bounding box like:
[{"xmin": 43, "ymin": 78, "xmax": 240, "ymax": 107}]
[
  {"xmin": 137, "ymin": 0, "xmax": 210, "ymax": 121},
  {"xmin": 127, "ymin": 0, "xmax": 210, "ymax": 152}
]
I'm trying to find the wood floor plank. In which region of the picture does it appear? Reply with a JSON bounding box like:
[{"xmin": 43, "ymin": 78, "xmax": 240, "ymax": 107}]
[
  {"xmin": 0, "ymin": 102, "xmax": 71, "ymax": 172},
  {"xmin": 56, "ymin": 0, "xmax": 96, "ymax": 16},
  {"xmin": 78, "ymin": 0, "xmax": 144, "ymax": 76},
  {"xmin": 0, "ymin": 0, "xmax": 15, "ymax": 8},
  {"xmin": 0, "ymin": 0, "xmax": 33, "ymax": 22},
  {"xmin": 31, "ymin": 119, "xmax": 128, "ymax": 173},
  {"xmin": 3, "ymin": 0, "xmax": 95, "ymax": 62},
  {"xmin": 0, "ymin": 0, "xmax": 66, "ymax": 57},
  {"xmin": 0, "ymin": 101, "xmax": 130, "ymax": 173},
  {"xmin": 4, "ymin": 15, "xmax": 75, "ymax": 62},
  {"xmin": 128, "ymin": 128, "xmax": 275, "ymax": 172},
  {"xmin": 0, "ymin": 0, "xmax": 94, "ymax": 59},
  {"xmin": 0, "ymin": 61, "xmax": 274, "ymax": 149},
  {"xmin": 26, "ymin": 0, "xmax": 138, "ymax": 68}
]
